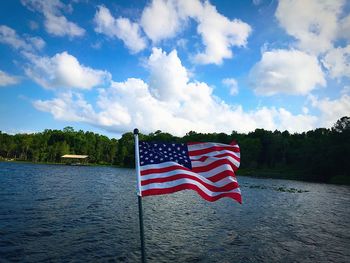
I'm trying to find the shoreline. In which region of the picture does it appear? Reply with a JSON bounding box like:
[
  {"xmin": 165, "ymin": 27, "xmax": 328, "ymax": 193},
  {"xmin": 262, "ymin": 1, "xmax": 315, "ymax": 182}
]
[
  {"xmin": 0, "ymin": 159, "xmax": 123, "ymax": 168},
  {"xmin": 1, "ymin": 160, "xmax": 349, "ymax": 186}
]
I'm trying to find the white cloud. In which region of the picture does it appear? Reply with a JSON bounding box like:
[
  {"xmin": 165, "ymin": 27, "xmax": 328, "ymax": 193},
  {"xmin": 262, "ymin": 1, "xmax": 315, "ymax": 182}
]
[
  {"xmin": 276, "ymin": 0, "xmax": 345, "ymax": 54},
  {"xmin": 222, "ymin": 78, "xmax": 239, "ymax": 95},
  {"xmin": 21, "ymin": 0, "xmax": 65, "ymax": 14},
  {"xmin": 27, "ymin": 36, "xmax": 46, "ymax": 50},
  {"xmin": 322, "ymin": 45, "xmax": 350, "ymax": 79},
  {"xmin": 147, "ymin": 48, "xmax": 188, "ymax": 101},
  {"xmin": 252, "ymin": 0, "xmax": 263, "ymax": 6},
  {"xmin": 275, "ymin": 108, "xmax": 317, "ymax": 132},
  {"xmin": 309, "ymin": 94, "xmax": 350, "ymax": 127},
  {"xmin": 34, "ymin": 92, "xmax": 97, "ymax": 122},
  {"xmin": 0, "ymin": 70, "xmax": 20, "ymax": 86},
  {"xmin": 339, "ymin": 14, "xmax": 350, "ymax": 41},
  {"xmin": 302, "ymin": 107, "xmax": 309, "ymax": 114},
  {"xmin": 94, "ymin": 5, "xmax": 147, "ymax": 53},
  {"xmin": 34, "ymin": 48, "xmax": 318, "ymax": 135},
  {"xmin": 141, "ymin": 0, "xmax": 181, "ymax": 43},
  {"xmin": 23, "ymin": 51, "xmax": 111, "ymax": 89},
  {"xmin": 21, "ymin": 0, "xmax": 85, "ymax": 38},
  {"xmin": 29, "ymin": 20, "xmax": 39, "ymax": 30},
  {"xmin": 0, "ymin": 25, "xmax": 29, "ymax": 50},
  {"xmin": 0, "ymin": 25, "xmax": 45, "ymax": 51},
  {"xmin": 176, "ymin": 38, "xmax": 188, "ymax": 49},
  {"xmin": 192, "ymin": 1, "xmax": 251, "ymax": 64},
  {"xmin": 44, "ymin": 13, "xmax": 85, "ymax": 37},
  {"xmin": 341, "ymin": 86, "xmax": 350, "ymax": 95},
  {"xmin": 249, "ymin": 49, "xmax": 326, "ymax": 96},
  {"xmin": 139, "ymin": 0, "xmax": 251, "ymax": 64}
]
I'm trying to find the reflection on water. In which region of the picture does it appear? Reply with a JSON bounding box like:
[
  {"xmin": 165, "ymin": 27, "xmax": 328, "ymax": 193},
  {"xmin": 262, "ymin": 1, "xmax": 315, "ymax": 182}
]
[{"xmin": 0, "ymin": 162, "xmax": 349, "ymax": 262}]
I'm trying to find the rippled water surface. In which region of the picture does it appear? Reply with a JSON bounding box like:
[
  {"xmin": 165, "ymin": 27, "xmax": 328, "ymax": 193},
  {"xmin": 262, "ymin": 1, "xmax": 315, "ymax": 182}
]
[{"xmin": 0, "ymin": 162, "xmax": 349, "ymax": 262}]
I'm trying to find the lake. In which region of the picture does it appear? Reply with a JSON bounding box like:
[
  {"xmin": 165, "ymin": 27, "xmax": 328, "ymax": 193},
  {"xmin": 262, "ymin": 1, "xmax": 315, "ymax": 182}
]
[{"xmin": 0, "ymin": 162, "xmax": 349, "ymax": 262}]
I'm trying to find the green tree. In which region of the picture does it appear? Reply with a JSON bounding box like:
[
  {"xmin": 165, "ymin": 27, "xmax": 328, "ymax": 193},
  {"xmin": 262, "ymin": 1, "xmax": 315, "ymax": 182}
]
[{"xmin": 332, "ymin": 116, "xmax": 350, "ymax": 132}]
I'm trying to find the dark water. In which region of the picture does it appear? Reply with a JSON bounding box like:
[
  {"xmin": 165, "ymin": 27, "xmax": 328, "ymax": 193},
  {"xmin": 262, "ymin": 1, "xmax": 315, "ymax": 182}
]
[{"xmin": 0, "ymin": 162, "xmax": 349, "ymax": 263}]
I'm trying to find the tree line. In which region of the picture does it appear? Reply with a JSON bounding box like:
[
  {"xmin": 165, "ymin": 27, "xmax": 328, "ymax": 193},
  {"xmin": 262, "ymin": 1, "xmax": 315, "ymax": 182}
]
[{"xmin": 1, "ymin": 117, "xmax": 349, "ymax": 184}]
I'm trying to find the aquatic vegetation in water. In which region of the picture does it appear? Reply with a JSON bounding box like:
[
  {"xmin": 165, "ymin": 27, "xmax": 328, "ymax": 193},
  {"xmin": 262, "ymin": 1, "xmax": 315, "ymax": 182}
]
[
  {"xmin": 242, "ymin": 184, "xmax": 309, "ymax": 193},
  {"xmin": 273, "ymin": 187, "xmax": 309, "ymax": 193}
]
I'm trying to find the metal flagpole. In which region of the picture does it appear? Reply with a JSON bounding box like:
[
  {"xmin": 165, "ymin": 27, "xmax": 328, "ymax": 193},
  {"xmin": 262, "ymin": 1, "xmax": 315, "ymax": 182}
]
[{"xmin": 134, "ymin": 128, "xmax": 147, "ymax": 263}]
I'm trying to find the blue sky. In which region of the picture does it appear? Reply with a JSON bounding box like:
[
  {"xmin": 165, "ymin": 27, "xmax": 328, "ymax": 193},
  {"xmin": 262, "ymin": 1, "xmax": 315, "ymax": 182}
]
[{"xmin": 0, "ymin": 0, "xmax": 349, "ymax": 137}]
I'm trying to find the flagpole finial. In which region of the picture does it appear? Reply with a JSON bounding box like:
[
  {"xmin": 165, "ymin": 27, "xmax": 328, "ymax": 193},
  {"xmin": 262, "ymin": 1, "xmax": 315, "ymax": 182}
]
[{"xmin": 134, "ymin": 128, "xmax": 139, "ymax": 135}]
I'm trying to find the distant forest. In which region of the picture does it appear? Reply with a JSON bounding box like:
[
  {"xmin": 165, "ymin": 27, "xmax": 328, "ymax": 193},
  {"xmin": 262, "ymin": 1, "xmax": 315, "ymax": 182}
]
[{"xmin": 0, "ymin": 117, "xmax": 349, "ymax": 184}]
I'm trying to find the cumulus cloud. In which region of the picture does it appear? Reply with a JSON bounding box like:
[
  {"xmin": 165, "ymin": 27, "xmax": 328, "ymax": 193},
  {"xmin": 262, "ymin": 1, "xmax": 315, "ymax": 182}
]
[
  {"xmin": 192, "ymin": 1, "xmax": 251, "ymax": 64},
  {"xmin": 0, "ymin": 25, "xmax": 29, "ymax": 50},
  {"xmin": 147, "ymin": 48, "xmax": 189, "ymax": 101},
  {"xmin": 23, "ymin": 51, "xmax": 111, "ymax": 89},
  {"xmin": 33, "ymin": 48, "xmax": 318, "ymax": 135},
  {"xmin": 21, "ymin": 0, "xmax": 85, "ymax": 38},
  {"xmin": 44, "ymin": 13, "xmax": 85, "ymax": 37},
  {"xmin": 222, "ymin": 78, "xmax": 239, "ymax": 96},
  {"xmin": 0, "ymin": 25, "xmax": 45, "ymax": 51},
  {"xmin": 0, "ymin": 70, "xmax": 20, "ymax": 86},
  {"xmin": 140, "ymin": 0, "xmax": 251, "ymax": 64},
  {"xmin": 249, "ymin": 49, "xmax": 326, "ymax": 96},
  {"xmin": 27, "ymin": 36, "xmax": 46, "ymax": 50},
  {"xmin": 94, "ymin": 5, "xmax": 147, "ymax": 53},
  {"xmin": 339, "ymin": 14, "xmax": 350, "ymax": 41},
  {"xmin": 276, "ymin": 0, "xmax": 344, "ymax": 55},
  {"xmin": 141, "ymin": 0, "xmax": 180, "ymax": 43},
  {"xmin": 309, "ymin": 94, "xmax": 350, "ymax": 127},
  {"xmin": 322, "ymin": 45, "xmax": 350, "ymax": 79},
  {"xmin": 94, "ymin": 77, "xmax": 317, "ymax": 134},
  {"xmin": 34, "ymin": 92, "xmax": 97, "ymax": 122}
]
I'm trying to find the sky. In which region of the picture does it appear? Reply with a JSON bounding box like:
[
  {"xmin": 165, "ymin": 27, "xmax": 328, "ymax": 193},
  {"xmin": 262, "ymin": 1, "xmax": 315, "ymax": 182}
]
[{"xmin": 0, "ymin": 0, "xmax": 349, "ymax": 138}]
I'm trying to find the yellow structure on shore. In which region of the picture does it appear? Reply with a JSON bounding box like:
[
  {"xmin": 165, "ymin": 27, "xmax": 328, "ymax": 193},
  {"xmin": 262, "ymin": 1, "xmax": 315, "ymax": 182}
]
[{"xmin": 61, "ymin": 154, "xmax": 88, "ymax": 165}]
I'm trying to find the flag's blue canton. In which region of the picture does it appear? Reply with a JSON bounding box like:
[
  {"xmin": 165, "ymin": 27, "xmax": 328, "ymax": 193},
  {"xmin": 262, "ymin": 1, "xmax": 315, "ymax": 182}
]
[{"xmin": 139, "ymin": 141, "xmax": 192, "ymax": 169}]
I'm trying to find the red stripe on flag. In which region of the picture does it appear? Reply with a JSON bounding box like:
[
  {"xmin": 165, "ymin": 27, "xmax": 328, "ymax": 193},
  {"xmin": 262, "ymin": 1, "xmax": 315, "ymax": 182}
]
[
  {"xmin": 203, "ymin": 170, "xmax": 237, "ymax": 182},
  {"xmin": 192, "ymin": 153, "xmax": 240, "ymax": 164},
  {"xmin": 140, "ymin": 165, "xmax": 191, "ymax": 176},
  {"xmin": 212, "ymin": 152, "xmax": 240, "ymax": 162},
  {"xmin": 142, "ymin": 184, "xmax": 242, "ymax": 203},
  {"xmin": 191, "ymin": 158, "xmax": 239, "ymax": 172},
  {"xmin": 141, "ymin": 173, "xmax": 239, "ymax": 192},
  {"xmin": 189, "ymin": 145, "xmax": 240, "ymax": 156}
]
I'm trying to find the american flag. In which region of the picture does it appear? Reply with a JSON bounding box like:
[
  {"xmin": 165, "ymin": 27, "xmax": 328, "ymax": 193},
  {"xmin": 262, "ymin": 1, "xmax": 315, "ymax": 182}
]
[{"xmin": 138, "ymin": 140, "xmax": 241, "ymax": 203}]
